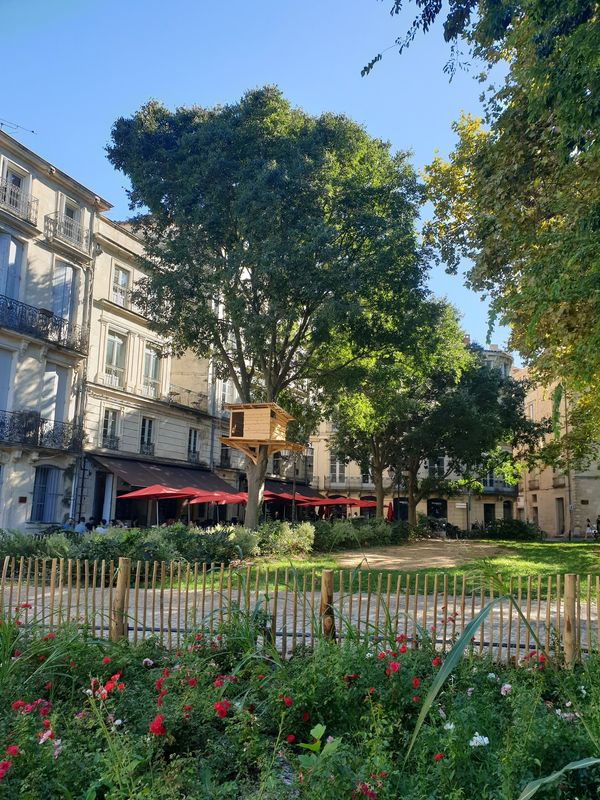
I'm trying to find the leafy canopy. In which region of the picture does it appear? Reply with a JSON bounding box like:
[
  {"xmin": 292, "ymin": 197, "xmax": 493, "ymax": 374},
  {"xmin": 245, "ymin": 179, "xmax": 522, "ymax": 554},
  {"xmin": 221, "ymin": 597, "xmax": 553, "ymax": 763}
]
[{"xmin": 107, "ymin": 86, "xmax": 428, "ymax": 405}]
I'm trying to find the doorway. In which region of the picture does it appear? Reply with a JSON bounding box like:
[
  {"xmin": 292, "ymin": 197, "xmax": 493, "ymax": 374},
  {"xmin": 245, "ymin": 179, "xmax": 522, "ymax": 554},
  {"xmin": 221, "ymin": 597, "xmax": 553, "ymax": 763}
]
[
  {"xmin": 556, "ymin": 497, "xmax": 565, "ymax": 536},
  {"xmin": 484, "ymin": 503, "xmax": 496, "ymax": 527}
]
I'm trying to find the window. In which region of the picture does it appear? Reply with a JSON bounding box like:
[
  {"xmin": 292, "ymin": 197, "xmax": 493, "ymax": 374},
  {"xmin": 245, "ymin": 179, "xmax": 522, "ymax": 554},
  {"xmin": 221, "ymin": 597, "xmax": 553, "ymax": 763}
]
[
  {"xmin": 188, "ymin": 427, "xmax": 201, "ymax": 462},
  {"xmin": 220, "ymin": 443, "xmax": 231, "ymax": 468},
  {"xmin": 0, "ymin": 233, "xmax": 23, "ymax": 299},
  {"xmin": 102, "ymin": 409, "xmax": 120, "ymax": 449},
  {"xmin": 142, "ymin": 344, "xmax": 160, "ymax": 398},
  {"xmin": 104, "ymin": 331, "xmax": 126, "ymax": 387},
  {"xmin": 4, "ymin": 168, "xmax": 23, "ymax": 210},
  {"xmin": 482, "ymin": 470, "xmax": 495, "ymax": 488},
  {"xmin": 272, "ymin": 452, "xmax": 283, "ymax": 476},
  {"xmin": 329, "ymin": 454, "xmax": 345, "ymax": 484},
  {"xmin": 0, "ymin": 348, "xmax": 12, "ymax": 410},
  {"xmin": 112, "ymin": 265, "xmax": 130, "ymax": 307},
  {"xmin": 428, "ymin": 455, "xmax": 445, "ymax": 478},
  {"xmin": 51, "ymin": 260, "xmax": 74, "ymax": 320},
  {"xmin": 528, "ymin": 403, "xmax": 535, "ymax": 421},
  {"xmin": 231, "ymin": 411, "xmax": 244, "ymax": 437},
  {"xmin": 140, "ymin": 417, "xmax": 154, "ymax": 455},
  {"xmin": 361, "ymin": 463, "xmax": 371, "ymax": 484},
  {"xmin": 31, "ymin": 466, "xmax": 61, "ymax": 523},
  {"xmin": 305, "ymin": 446, "xmax": 314, "ymax": 483}
]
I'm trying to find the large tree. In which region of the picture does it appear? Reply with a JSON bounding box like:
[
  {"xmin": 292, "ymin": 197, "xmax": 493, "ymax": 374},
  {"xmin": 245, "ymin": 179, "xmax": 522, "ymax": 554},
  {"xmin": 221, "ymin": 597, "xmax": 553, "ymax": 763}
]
[
  {"xmin": 329, "ymin": 332, "xmax": 546, "ymax": 525},
  {"xmin": 107, "ymin": 87, "xmax": 427, "ymax": 527},
  {"xmin": 365, "ymin": 1, "xmax": 600, "ymax": 444},
  {"xmin": 324, "ymin": 301, "xmax": 469, "ymax": 517}
]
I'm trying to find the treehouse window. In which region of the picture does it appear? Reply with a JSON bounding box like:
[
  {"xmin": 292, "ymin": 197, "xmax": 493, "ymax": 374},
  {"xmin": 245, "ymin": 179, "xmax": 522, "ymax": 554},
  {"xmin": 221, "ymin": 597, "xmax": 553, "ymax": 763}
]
[{"xmin": 231, "ymin": 412, "xmax": 245, "ymax": 437}]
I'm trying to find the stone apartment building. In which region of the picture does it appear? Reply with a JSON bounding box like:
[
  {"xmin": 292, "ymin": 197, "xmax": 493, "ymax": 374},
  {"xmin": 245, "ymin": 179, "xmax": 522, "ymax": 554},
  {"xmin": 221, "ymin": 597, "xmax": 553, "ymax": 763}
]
[
  {"xmin": 309, "ymin": 346, "xmax": 517, "ymax": 528},
  {"xmin": 513, "ymin": 370, "xmax": 600, "ymax": 537},
  {"xmin": 0, "ymin": 130, "xmax": 108, "ymax": 530}
]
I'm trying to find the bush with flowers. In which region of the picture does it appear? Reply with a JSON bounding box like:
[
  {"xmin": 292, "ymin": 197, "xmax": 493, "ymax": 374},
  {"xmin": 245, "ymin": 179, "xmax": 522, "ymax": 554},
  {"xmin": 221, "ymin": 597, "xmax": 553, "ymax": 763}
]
[{"xmin": 0, "ymin": 602, "xmax": 600, "ymax": 798}]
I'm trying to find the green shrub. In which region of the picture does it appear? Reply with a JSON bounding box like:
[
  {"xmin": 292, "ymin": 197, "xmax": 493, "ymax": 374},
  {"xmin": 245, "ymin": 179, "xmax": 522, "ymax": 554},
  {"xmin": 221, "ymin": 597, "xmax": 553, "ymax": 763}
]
[
  {"xmin": 124, "ymin": 528, "xmax": 180, "ymax": 563},
  {"xmin": 71, "ymin": 533, "xmax": 124, "ymax": 563},
  {"xmin": 470, "ymin": 518, "xmax": 542, "ymax": 541},
  {"xmin": 0, "ymin": 530, "xmax": 47, "ymax": 559},
  {"xmin": 43, "ymin": 533, "xmax": 73, "ymax": 559}
]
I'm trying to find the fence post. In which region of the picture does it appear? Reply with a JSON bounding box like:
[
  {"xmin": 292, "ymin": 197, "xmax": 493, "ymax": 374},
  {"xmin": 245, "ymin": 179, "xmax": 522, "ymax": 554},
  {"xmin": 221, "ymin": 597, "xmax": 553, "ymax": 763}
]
[
  {"xmin": 563, "ymin": 573, "xmax": 577, "ymax": 666},
  {"xmin": 320, "ymin": 569, "xmax": 336, "ymax": 641},
  {"xmin": 110, "ymin": 557, "xmax": 131, "ymax": 642}
]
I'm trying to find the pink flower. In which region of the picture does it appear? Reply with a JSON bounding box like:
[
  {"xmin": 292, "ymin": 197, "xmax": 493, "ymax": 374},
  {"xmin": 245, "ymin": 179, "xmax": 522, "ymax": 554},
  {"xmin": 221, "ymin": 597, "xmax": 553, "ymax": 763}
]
[
  {"xmin": 411, "ymin": 677, "xmax": 420, "ymax": 689},
  {"xmin": 4, "ymin": 746, "xmax": 18, "ymax": 757},
  {"xmin": 388, "ymin": 661, "xmax": 399, "ymax": 673},
  {"xmin": 0, "ymin": 760, "xmax": 12, "ymax": 781},
  {"xmin": 500, "ymin": 683, "xmax": 512, "ymax": 696}
]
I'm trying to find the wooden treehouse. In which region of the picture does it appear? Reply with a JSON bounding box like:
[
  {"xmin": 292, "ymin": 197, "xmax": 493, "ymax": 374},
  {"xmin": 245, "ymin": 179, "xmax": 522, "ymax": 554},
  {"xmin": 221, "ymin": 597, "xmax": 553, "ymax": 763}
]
[{"xmin": 220, "ymin": 402, "xmax": 303, "ymax": 465}]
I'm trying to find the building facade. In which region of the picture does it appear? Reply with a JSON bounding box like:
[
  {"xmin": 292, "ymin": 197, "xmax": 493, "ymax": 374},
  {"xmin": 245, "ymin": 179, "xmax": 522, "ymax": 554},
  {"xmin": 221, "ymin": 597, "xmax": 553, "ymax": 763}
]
[
  {"xmin": 513, "ymin": 370, "xmax": 600, "ymax": 537},
  {"xmin": 0, "ymin": 131, "xmax": 109, "ymax": 530}
]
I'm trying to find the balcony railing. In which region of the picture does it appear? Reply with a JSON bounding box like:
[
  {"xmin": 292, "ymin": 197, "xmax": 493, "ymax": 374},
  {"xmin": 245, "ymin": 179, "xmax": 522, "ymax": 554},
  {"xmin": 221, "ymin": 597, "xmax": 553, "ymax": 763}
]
[
  {"xmin": 528, "ymin": 478, "xmax": 540, "ymax": 490},
  {"xmin": 481, "ymin": 478, "xmax": 518, "ymax": 495},
  {"xmin": 0, "ymin": 178, "xmax": 38, "ymax": 225},
  {"xmin": 141, "ymin": 379, "xmax": 159, "ymax": 399},
  {"xmin": 0, "ymin": 409, "xmax": 83, "ymax": 452},
  {"xmin": 140, "ymin": 442, "xmax": 155, "ymax": 456},
  {"xmin": 111, "ymin": 285, "xmax": 129, "ymax": 308},
  {"xmin": 187, "ymin": 450, "xmax": 204, "ymax": 465},
  {"xmin": 553, "ymin": 475, "xmax": 567, "ymax": 488},
  {"xmin": 102, "ymin": 434, "xmax": 120, "ymax": 450},
  {"xmin": 0, "ymin": 293, "xmax": 88, "ymax": 353},
  {"xmin": 46, "ymin": 212, "xmax": 90, "ymax": 253},
  {"xmin": 103, "ymin": 366, "xmax": 125, "ymax": 388},
  {"xmin": 164, "ymin": 384, "xmax": 208, "ymax": 413}
]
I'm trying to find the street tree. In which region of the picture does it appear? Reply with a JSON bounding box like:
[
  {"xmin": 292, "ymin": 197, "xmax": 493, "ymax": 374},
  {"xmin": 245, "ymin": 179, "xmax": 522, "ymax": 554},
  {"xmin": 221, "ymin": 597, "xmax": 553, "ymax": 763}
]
[
  {"xmin": 107, "ymin": 87, "xmax": 428, "ymax": 527},
  {"xmin": 325, "ymin": 302, "xmax": 470, "ymax": 518}
]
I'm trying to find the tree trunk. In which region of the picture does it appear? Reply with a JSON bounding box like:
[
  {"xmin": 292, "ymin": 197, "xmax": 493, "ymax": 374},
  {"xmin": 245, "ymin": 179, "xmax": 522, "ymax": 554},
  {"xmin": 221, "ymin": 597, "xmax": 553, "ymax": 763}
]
[
  {"xmin": 373, "ymin": 468, "xmax": 385, "ymax": 519},
  {"xmin": 244, "ymin": 446, "xmax": 269, "ymax": 530},
  {"xmin": 407, "ymin": 470, "xmax": 418, "ymax": 527}
]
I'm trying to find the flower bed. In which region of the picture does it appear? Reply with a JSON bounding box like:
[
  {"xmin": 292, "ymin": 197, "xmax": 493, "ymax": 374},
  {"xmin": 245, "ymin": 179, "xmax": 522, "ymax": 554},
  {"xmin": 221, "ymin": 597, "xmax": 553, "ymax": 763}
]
[{"xmin": 0, "ymin": 611, "xmax": 599, "ymax": 798}]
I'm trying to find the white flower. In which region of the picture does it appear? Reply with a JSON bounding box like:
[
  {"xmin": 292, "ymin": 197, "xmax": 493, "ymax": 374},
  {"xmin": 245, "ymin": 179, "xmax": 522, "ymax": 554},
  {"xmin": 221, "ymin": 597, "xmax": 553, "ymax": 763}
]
[
  {"xmin": 38, "ymin": 729, "xmax": 54, "ymax": 745},
  {"xmin": 500, "ymin": 683, "xmax": 512, "ymax": 696},
  {"xmin": 580, "ymin": 685, "xmax": 587, "ymax": 697},
  {"xmin": 467, "ymin": 687, "xmax": 475, "ymax": 697},
  {"xmin": 443, "ymin": 721, "xmax": 455, "ymax": 731},
  {"xmin": 438, "ymin": 707, "xmax": 446, "ymax": 720},
  {"xmin": 365, "ymin": 652, "xmax": 373, "ymax": 659},
  {"xmin": 53, "ymin": 739, "xmax": 62, "ymax": 759},
  {"xmin": 84, "ymin": 689, "xmax": 93, "ymax": 696},
  {"xmin": 469, "ymin": 732, "xmax": 489, "ymax": 747},
  {"xmin": 487, "ymin": 672, "xmax": 497, "ymax": 681},
  {"xmin": 114, "ymin": 719, "xmax": 123, "ymax": 726},
  {"xmin": 142, "ymin": 658, "xmax": 154, "ymax": 667}
]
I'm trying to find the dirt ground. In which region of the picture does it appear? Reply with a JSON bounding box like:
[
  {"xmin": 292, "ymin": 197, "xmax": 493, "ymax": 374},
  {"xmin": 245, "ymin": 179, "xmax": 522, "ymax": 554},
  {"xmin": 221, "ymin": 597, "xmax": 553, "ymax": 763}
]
[{"xmin": 333, "ymin": 539, "xmax": 503, "ymax": 571}]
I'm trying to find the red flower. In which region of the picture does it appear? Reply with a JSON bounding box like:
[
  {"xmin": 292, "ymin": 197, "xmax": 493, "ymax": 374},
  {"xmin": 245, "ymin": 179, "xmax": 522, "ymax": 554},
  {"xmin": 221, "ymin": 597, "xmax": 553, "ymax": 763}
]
[
  {"xmin": 11, "ymin": 701, "xmax": 25, "ymax": 712},
  {"xmin": 398, "ymin": 644, "xmax": 407, "ymax": 654},
  {"xmin": 214, "ymin": 699, "xmax": 231, "ymax": 718},
  {"xmin": 157, "ymin": 689, "xmax": 168, "ymax": 707},
  {"xmin": 117, "ymin": 682, "xmax": 125, "ymax": 691},
  {"xmin": 411, "ymin": 677, "xmax": 420, "ymax": 689},
  {"xmin": 12, "ymin": 650, "xmax": 20, "ymax": 658},
  {"xmin": 183, "ymin": 704, "xmax": 192, "ymax": 711},
  {"xmin": 388, "ymin": 661, "xmax": 399, "ymax": 673},
  {"xmin": 412, "ymin": 695, "xmax": 420, "ymax": 703},
  {"xmin": 102, "ymin": 657, "xmax": 111, "ymax": 665},
  {"xmin": 44, "ymin": 682, "xmax": 52, "ymax": 690},
  {"xmin": 149, "ymin": 713, "xmax": 166, "ymax": 736},
  {"xmin": 5, "ymin": 746, "xmax": 18, "ymax": 757},
  {"xmin": 301, "ymin": 711, "xmax": 310, "ymax": 722},
  {"xmin": 368, "ymin": 687, "xmax": 375, "ymax": 695},
  {"xmin": 431, "ymin": 657, "xmax": 441, "ymax": 667},
  {"xmin": 282, "ymin": 696, "xmax": 293, "ymax": 708},
  {"xmin": 69, "ymin": 661, "xmax": 76, "ymax": 668},
  {"xmin": 187, "ymin": 678, "xmax": 197, "ymax": 688},
  {"xmin": 42, "ymin": 633, "xmax": 55, "ymax": 641},
  {"xmin": 538, "ymin": 653, "xmax": 546, "ymax": 663},
  {"xmin": 213, "ymin": 676, "xmax": 224, "ymax": 688},
  {"xmin": 433, "ymin": 753, "xmax": 444, "ymax": 762},
  {"xmin": 19, "ymin": 603, "xmax": 32, "ymax": 609},
  {"xmin": 37, "ymin": 656, "xmax": 45, "ymax": 662},
  {"xmin": 256, "ymin": 674, "xmax": 264, "ymax": 680},
  {"xmin": 0, "ymin": 760, "xmax": 12, "ymax": 781},
  {"xmin": 42, "ymin": 719, "xmax": 51, "ymax": 730},
  {"xmin": 194, "ymin": 633, "xmax": 202, "ymax": 641},
  {"xmin": 286, "ymin": 734, "xmax": 296, "ymax": 744}
]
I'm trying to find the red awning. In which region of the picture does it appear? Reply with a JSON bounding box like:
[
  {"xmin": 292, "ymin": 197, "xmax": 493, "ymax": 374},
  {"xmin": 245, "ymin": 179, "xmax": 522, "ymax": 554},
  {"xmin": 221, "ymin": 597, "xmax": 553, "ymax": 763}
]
[
  {"xmin": 188, "ymin": 491, "xmax": 247, "ymax": 506},
  {"xmin": 118, "ymin": 484, "xmax": 198, "ymax": 500}
]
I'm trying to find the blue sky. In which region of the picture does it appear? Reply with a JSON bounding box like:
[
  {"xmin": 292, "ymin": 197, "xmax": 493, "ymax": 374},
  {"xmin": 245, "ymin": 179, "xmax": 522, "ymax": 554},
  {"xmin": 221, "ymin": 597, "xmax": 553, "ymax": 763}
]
[{"xmin": 2, "ymin": 0, "xmax": 510, "ymax": 350}]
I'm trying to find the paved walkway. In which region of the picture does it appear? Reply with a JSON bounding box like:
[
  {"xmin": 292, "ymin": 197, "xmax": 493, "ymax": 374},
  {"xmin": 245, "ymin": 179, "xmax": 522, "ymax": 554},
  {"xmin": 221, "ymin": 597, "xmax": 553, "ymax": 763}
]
[{"xmin": 334, "ymin": 540, "xmax": 504, "ymax": 570}]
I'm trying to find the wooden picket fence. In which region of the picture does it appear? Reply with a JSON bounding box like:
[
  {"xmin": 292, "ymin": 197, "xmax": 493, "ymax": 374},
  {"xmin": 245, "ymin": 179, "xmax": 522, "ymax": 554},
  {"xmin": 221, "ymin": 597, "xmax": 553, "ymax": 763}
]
[{"xmin": 1, "ymin": 555, "xmax": 596, "ymax": 664}]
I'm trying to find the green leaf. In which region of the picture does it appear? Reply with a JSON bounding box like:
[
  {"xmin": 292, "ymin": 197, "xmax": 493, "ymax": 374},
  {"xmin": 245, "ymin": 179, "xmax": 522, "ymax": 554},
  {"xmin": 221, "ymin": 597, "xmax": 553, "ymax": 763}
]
[
  {"xmin": 516, "ymin": 757, "xmax": 600, "ymax": 800},
  {"xmin": 310, "ymin": 723, "xmax": 326, "ymax": 741}
]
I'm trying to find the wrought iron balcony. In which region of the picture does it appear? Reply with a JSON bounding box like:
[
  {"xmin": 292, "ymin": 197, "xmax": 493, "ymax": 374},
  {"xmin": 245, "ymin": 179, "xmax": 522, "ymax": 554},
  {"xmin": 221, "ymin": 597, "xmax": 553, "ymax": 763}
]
[
  {"xmin": 187, "ymin": 449, "xmax": 201, "ymax": 464},
  {"xmin": 103, "ymin": 366, "xmax": 124, "ymax": 388},
  {"xmin": 528, "ymin": 478, "xmax": 540, "ymax": 490},
  {"xmin": 0, "ymin": 178, "xmax": 38, "ymax": 225},
  {"xmin": 552, "ymin": 475, "xmax": 567, "ymax": 488},
  {"xmin": 0, "ymin": 293, "xmax": 88, "ymax": 353},
  {"xmin": 0, "ymin": 409, "xmax": 84, "ymax": 452},
  {"xmin": 140, "ymin": 442, "xmax": 155, "ymax": 456},
  {"xmin": 141, "ymin": 379, "xmax": 159, "ymax": 399},
  {"xmin": 46, "ymin": 212, "xmax": 90, "ymax": 253},
  {"xmin": 102, "ymin": 434, "xmax": 120, "ymax": 450},
  {"xmin": 164, "ymin": 384, "xmax": 208, "ymax": 413}
]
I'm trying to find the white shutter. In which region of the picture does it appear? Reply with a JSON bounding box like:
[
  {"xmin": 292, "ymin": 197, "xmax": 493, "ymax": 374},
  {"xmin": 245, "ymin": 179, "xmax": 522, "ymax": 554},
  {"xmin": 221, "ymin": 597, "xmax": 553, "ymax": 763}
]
[
  {"xmin": 43, "ymin": 467, "xmax": 60, "ymax": 522},
  {"xmin": 5, "ymin": 237, "xmax": 22, "ymax": 300},
  {"xmin": 41, "ymin": 367, "xmax": 59, "ymax": 423},
  {"xmin": 52, "ymin": 260, "xmax": 73, "ymax": 320},
  {"xmin": 0, "ymin": 349, "xmax": 11, "ymax": 410}
]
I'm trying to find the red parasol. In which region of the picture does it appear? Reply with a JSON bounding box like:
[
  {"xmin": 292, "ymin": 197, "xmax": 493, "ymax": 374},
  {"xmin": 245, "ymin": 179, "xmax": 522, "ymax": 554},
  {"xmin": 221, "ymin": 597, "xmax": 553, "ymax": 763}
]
[
  {"xmin": 118, "ymin": 484, "xmax": 197, "ymax": 500},
  {"xmin": 386, "ymin": 502, "xmax": 394, "ymax": 521}
]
